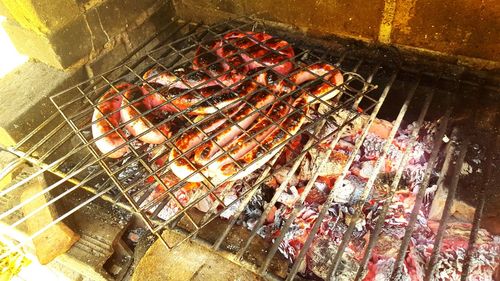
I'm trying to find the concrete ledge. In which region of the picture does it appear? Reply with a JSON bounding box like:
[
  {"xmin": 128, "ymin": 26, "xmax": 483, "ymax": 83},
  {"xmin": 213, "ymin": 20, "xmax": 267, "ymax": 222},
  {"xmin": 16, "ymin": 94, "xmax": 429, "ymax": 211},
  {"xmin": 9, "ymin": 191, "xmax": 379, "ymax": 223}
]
[
  {"xmin": 133, "ymin": 230, "xmax": 263, "ymax": 281},
  {"xmin": 1, "ymin": 0, "xmax": 80, "ymax": 35},
  {"xmin": 0, "ymin": 60, "xmax": 86, "ymax": 146},
  {"xmin": 2, "ymin": 19, "xmax": 93, "ymax": 69},
  {"xmin": 1, "ymin": 0, "xmax": 167, "ymax": 69}
]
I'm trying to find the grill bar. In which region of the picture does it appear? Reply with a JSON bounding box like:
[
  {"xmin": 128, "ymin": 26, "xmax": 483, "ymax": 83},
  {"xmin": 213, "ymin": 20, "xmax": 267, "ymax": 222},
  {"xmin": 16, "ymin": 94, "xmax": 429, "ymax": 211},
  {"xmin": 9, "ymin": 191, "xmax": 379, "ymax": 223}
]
[
  {"xmin": 353, "ymin": 85, "xmax": 436, "ymax": 280},
  {"xmin": 460, "ymin": 137, "xmax": 496, "ymax": 280},
  {"xmin": 285, "ymin": 72, "xmax": 396, "ymax": 281},
  {"xmin": 390, "ymin": 106, "xmax": 453, "ymax": 279},
  {"xmin": 325, "ymin": 74, "xmax": 421, "ymax": 279},
  {"xmin": 424, "ymin": 131, "xmax": 469, "ymax": 280}
]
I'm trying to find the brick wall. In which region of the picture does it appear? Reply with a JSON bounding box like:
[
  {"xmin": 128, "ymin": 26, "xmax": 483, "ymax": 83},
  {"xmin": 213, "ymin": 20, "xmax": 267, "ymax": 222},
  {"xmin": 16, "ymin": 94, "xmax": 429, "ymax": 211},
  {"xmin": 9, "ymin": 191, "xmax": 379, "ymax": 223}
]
[
  {"xmin": 1, "ymin": 0, "xmax": 497, "ymax": 70},
  {"xmin": 173, "ymin": 0, "xmax": 500, "ymax": 68},
  {"xmin": 0, "ymin": 0, "xmax": 173, "ymax": 69}
]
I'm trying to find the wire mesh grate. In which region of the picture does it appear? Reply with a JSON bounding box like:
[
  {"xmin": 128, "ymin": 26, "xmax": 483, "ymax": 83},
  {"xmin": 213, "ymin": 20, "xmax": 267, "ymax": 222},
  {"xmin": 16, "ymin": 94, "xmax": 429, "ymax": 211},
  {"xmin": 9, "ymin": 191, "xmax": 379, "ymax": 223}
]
[{"xmin": 48, "ymin": 17, "xmax": 379, "ymax": 247}]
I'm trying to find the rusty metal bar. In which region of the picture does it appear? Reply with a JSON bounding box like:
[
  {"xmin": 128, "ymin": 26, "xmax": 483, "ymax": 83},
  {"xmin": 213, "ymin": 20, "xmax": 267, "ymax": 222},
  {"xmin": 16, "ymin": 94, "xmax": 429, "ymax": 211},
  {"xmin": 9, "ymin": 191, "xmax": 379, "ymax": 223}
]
[{"xmin": 390, "ymin": 106, "xmax": 453, "ymax": 279}]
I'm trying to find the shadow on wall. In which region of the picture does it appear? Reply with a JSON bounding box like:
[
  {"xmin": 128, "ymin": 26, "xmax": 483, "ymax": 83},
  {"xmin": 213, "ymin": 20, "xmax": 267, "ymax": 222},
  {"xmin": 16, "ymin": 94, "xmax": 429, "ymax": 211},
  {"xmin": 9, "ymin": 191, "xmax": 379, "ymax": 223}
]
[{"xmin": 0, "ymin": 16, "xmax": 27, "ymax": 78}]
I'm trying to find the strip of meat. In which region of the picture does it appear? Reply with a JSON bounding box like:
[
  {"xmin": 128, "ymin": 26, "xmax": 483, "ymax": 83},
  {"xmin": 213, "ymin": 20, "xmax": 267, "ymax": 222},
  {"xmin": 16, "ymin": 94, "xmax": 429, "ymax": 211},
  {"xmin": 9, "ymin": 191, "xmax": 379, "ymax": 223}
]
[
  {"xmin": 144, "ymin": 66, "xmax": 218, "ymax": 88},
  {"xmin": 212, "ymin": 94, "xmax": 308, "ymax": 182},
  {"xmin": 91, "ymin": 82, "xmax": 131, "ymax": 158},
  {"xmin": 193, "ymin": 31, "xmax": 295, "ymax": 81},
  {"xmin": 253, "ymin": 69, "xmax": 295, "ymax": 94},
  {"xmin": 204, "ymin": 96, "xmax": 293, "ymax": 173},
  {"xmin": 193, "ymin": 40, "xmax": 226, "ymax": 76},
  {"xmin": 168, "ymin": 102, "xmax": 248, "ymax": 182},
  {"xmin": 194, "ymin": 94, "xmax": 290, "ymax": 167},
  {"xmin": 289, "ymin": 63, "xmax": 337, "ymax": 84},
  {"xmin": 170, "ymin": 87, "xmax": 276, "ymax": 182},
  {"xmin": 192, "ymin": 40, "xmax": 248, "ymax": 88},
  {"xmin": 289, "ymin": 63, "xmax": 344, "ymax": 103},
  {"xmin": 240, "ymin": 45, "xmax": 293, "ymax": 75},
  {"xmin": 121, "ymin": 85, "xmax": 183, "ymax": 144},
  {"xmin": 232, "ymin": 32, "xmax": 294, "ymax": 75},
  {"xmin": 302, "ymin": 70, "xmax": 344, "ymax": 103},
  {"xmin": 144, "ymin": 79, "xmax": 256, "ymax": 115}
]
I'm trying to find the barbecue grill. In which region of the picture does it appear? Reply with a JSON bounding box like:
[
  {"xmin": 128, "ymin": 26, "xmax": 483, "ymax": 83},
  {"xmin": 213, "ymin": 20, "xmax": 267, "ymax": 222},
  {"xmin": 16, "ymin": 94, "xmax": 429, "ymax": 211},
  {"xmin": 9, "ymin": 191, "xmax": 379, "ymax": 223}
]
[{"xmin": 0, "ymin": 14, "xmax": 499, "ymax": 281}]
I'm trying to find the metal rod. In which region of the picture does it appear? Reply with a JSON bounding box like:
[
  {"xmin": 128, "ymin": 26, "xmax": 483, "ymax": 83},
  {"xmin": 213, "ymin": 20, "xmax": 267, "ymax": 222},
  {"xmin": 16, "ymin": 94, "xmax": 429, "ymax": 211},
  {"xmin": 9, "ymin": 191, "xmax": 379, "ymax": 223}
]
[
  {"xmin": 424, "ymin": 131, "xmax": 469, "ymax": 280},
  {"xmin": 460, "ymin": 137, "xmax": 496, "ymax": 281},
  {"xmin": 285, "ymin": 72, "xmax": 396, "ymax": 281},
  {"xmin": 325, "ymin": 75, "xmax": 420, "ymax": 279},
  {"xmin": 352, "ymin": 83, "xmax": 436, "ymax": 281},
  {"xmin": 390, "ymin": 106, "xmax": 453, "ymax": 279}
]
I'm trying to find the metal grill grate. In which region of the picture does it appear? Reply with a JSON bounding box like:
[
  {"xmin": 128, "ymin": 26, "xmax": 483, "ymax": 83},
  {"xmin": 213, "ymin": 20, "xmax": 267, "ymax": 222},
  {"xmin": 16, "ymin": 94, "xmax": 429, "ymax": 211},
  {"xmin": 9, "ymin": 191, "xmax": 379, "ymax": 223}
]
[
  {"xmin": 1, "ymin": 17, "xmax": 498, "ymax": 281},
  {"xmin": 49, "ymin": 18, "xmax": 380, "ymax": 245}
]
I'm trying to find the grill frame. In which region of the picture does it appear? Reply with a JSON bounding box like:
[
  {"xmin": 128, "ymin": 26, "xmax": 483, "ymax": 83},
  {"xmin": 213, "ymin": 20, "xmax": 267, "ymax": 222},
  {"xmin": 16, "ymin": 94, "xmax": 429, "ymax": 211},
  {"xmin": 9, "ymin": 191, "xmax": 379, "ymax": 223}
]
[{"xmin": 0, "ymin": 16, "xmax": 498, "ymax": 281}]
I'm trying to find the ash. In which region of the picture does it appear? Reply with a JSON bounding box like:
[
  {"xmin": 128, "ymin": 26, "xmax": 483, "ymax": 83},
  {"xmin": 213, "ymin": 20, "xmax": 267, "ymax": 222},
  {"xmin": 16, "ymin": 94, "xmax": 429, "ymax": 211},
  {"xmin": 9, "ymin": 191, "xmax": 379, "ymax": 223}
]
[{"xmin": 240, "ymin": 120, "xmax": 498, "ymax": 280}]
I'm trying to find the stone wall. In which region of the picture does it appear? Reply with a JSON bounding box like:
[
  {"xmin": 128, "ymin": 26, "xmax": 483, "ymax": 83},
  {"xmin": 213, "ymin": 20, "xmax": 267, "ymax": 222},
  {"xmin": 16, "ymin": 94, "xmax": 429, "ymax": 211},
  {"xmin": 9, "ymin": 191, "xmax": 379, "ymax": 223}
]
[
  {"xmin": 173, "ymin": 0, "xmax": 500, "ymax": 69},
  {"xmin": 0, "ymin": 0, "xmax": 175, "ymax": 145},
  {"xmin": 0, "ymin": 0, "xmax": 174, "ymax": 70}
]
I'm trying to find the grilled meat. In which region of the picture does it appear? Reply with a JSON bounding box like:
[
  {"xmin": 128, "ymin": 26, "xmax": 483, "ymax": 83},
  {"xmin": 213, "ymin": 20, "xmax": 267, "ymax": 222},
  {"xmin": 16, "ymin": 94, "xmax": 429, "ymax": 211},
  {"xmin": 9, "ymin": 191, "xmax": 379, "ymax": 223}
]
[{"xmin": 91, "ymin": 82, "xmax": 131, "ymax": 158}]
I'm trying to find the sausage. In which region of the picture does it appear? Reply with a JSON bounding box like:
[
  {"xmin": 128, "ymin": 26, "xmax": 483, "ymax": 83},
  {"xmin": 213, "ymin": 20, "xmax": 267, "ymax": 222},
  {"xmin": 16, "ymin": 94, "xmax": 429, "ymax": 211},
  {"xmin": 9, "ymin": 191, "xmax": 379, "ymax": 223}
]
[
  {"xmin": 144, "ymin": 67, "xmax": 222, "ymax": 89},
  {"xmin": 91, "ymin": 82, "xmax": 131, "ymax": 158},
  {"xmin": 302, "ymin": 69, "xmax": 344, "ymax": 103},
  {"xmin": 214, "ymin": 94, "xmax": 308, "ymax": 181},
  {"xmin": 288, "ymin": 63, "xmax": 344, "ymax": 103},
  {"xmin": 253, "ymin": 70, "xmax": 295, "ymax": 94},
  {"xmin": 289, "ymin": 63, "xmax": 337, "ymax": 84},
  {"xmin": 144, "ymin": 78, "xmax": 255, "ymax": 116},
  {"xmin": 120, "ymin": 85, "xmax": 183, "ymax": 144},
  {"xmin": 235, "ymin": 32, "xmax": 295, "ymax": 75},
  {"xmin": 194, "ymin": 31, "xmax": 295, "ymax": 79},
  {"xmin": 204, "ymin": 96, "xmax": 292, "ymax": 174},
  {"xmin": 190, "ymin": 86, "xmax": 277, "ymax": 167},
  {"xmin": 168, "ymin": 103, "xmax": 246, "ymax": 182},
  {"xmin": 169, "ymin": 80, "xmax": 254, "ymax": 115}
]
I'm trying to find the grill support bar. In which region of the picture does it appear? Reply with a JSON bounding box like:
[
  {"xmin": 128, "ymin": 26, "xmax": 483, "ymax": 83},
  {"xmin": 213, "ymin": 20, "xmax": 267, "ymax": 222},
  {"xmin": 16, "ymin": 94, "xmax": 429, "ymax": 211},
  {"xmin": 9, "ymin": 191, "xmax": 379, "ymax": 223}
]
[
  {"xmin": 460, "ymin": 137, "xmax": 496, "ymax": 280},
  {"xmin": 424, "ymin": 131, "xmax": 469, "ymax": 280},
  {"xmin": 325, "ymin": 74, "xmax": 421, "ymax": 279},
  {"xmin": 390, "ymin": 106, "xmax": 453, "ymax": 279},
  {"xmin": 285, "ymin": 72, "xmax": 396, "ymax": 281},
  {"xmin": 353, "ymin": 85, "xmax": 436, "ymax": 280}
]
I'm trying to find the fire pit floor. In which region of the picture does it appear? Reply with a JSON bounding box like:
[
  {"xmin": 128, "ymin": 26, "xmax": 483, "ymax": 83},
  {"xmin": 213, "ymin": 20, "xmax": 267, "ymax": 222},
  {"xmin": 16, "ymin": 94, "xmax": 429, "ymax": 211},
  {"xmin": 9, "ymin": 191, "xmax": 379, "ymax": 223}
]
[{"xmin": 132, "ymin": 230, "xmax": 262, "ymax": 281}]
